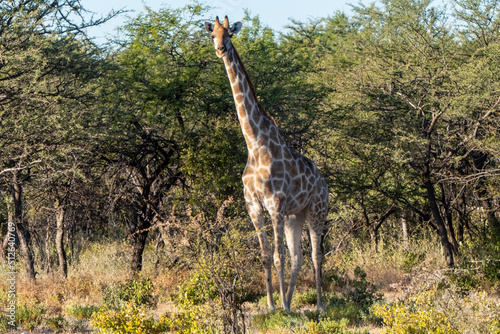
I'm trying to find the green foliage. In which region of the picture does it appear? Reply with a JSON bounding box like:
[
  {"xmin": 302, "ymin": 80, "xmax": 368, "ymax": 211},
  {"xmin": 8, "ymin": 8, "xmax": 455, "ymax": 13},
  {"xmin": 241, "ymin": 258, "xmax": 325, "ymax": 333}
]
[
  {"xmin": 65, "ymin": 304, "xmax": 100, "ymax": 319},
  {"xmin": 91, "ymin": 302, "xmax": 173, "ymax": 334},
  {"xmin": 447, "ymin": 271, "xmax": 482, "ymax": 295},
  {"xmin": 252, "ymin": 309, "xmax": 307, "ymax": 332},
  {"xmin": 16, "ymin": 303, "xmax": 46, "ymax": 331},
  {"xmin": 102, "ymin": 277, "xmax": 156, "ymax": 310},
  {"xmin": 259, "ymin": 291, "xmax": 281, "ymax": 308},
  {"xmin": 400, "ymin": 252, "xmax": 426, "ymax": 273},
  {"xmin": 45, "ymin": 314, "xmax": 66, "ymax": 331},
  {"xmin": 252, "ymin": 309, "xmax": 370, "ymax": 334},
  {"xmin": 484, "ymin": 260, "xmax": 500, "ymax": 283},
  {"xmin": 304, "ymin": 317, "xmax": 369, "ymax": 334},
  {"xmin": 320, "ymin": 294, "xmax": 381, "ymax": 327},
  {"xmin": 94, "ymin": 275, "xmax": 215, "ymax": 333},
  {"xmin": 294, "ymin": 288, "xmax": 320, "ymax": 306},
  {"xmin": 253, "ymin": 269, "xmax": 382, "ymax": 332},
  {"xmin": 346, "ymin": 267, "xmax": 382, "ymax": 311},
  {"xmin": 169, "ymin": 200, "xmax": 261, "ymax": 332},
  {"xmin": 173, "ymin": 271, "xmax": 219, "ymax": 307}
]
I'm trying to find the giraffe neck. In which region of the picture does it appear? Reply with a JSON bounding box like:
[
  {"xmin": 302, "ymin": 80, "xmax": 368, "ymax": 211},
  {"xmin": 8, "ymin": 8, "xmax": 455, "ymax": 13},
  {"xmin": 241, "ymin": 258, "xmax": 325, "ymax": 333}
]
[{"xmin": 223, "ymin": 46, "xmax": 280, "ymax": 150}]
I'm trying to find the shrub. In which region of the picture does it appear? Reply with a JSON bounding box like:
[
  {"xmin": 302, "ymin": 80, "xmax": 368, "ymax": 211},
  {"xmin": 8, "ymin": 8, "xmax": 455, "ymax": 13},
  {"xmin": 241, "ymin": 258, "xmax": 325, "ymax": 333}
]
[
  {"xmin": 399, "ymin": 252, "xmax": 425, "ymax": 273},
  {"xmin": 173, "ymin": 271, "xmax": 219, "ymax": 307},
  {"xmin": 102, "ymin": 276, "xmax": 156, "ymax": 310},
  {"xmin": 91, "ymin": 302, "xmax": 171, "ymax": 334},
  {"xmin": 258, "ymin": 291, "xmax": 280, "ymax": 308},
  {"xmin": 252, "ymin": 309, "xmax": 369, "ymax": 334},
  {"xmin": 372, "ymin": 286, "xmax": 500, "ymax": 333},
  {"xmin": 16, "ymin": 303, "xmax": 46, "ymax": 330},
  {"xmin": 294, "ymin": 288, "xmax": 319, "ymax": 306},
  {"xmin": 447, "ymin": 271, "xmax": 481, "ymax": 295},
  {"xmin": 483, "ymin": 260, "xmax": 500, "ymax": 282},
  {"xmin": 65, "ymin": 303, "xmax": 100, "ymax": 319},
  {"xmin": 346, "ymin": 267, "xmax": 382, "ymax": 312},
  {"xmin": 45, "ymin": 314, "xmax": 66, "ymax": 331},
  {"xmin": 252, "ymin": 309, "xmax": 306, "ymax": 332},
  {"xmin": 92, "ymin": 301, "xmax": 216, "ymax": 334},
  {"xmin": 304, "ymin": 317, "xmax": 369, "ymax": 334}
]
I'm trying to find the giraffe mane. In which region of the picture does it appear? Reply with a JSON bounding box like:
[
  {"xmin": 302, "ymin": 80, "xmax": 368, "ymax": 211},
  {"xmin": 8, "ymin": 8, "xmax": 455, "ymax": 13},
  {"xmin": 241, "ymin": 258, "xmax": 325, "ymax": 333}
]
[{"xmin": 231, "ymin": 46, "xmax": 278, "ymax": 128}]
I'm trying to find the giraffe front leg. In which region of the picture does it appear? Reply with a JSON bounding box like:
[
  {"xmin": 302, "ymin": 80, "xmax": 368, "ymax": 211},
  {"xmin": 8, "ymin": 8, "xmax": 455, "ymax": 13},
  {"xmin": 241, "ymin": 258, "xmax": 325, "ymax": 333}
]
[
  {"xmin": 258, "ymin": 230, "xmax": 275, "ymax": 311},
  {"xmin": 247, "ymin": 201, "xmax": 275, "ymax": 311}
]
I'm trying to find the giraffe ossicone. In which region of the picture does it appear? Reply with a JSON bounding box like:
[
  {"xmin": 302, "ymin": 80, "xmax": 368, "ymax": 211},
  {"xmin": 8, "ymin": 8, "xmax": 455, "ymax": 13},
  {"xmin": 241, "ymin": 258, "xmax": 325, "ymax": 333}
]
[{"xmin": 205, "ymin": 16, "xmax": 329, "ymax": 312}]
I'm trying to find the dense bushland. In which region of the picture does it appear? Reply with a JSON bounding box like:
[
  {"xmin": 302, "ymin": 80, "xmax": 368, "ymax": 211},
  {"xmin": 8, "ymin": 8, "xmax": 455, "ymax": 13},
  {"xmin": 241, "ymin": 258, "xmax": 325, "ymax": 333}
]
[{"xmin": 1, "ymin": 0, "xmax": 499, "ymax": 332}]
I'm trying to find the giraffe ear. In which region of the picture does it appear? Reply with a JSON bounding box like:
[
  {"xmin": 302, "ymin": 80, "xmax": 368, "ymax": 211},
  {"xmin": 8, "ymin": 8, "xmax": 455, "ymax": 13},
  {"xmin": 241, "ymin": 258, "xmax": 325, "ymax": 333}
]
[
  {"xmin": 230, "ymin": 21, "xmax": 242, "ymax": 35},
  {"xmin": 204, "ymin": 22, "xmax": 214, "ymax": 33}
]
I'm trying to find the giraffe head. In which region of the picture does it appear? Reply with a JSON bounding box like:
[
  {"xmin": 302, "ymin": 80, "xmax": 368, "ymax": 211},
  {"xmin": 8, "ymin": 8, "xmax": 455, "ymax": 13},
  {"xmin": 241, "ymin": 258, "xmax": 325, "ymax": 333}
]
[{"xmin": 204, "ymin": 16, "xmax": 242, "ymax": 58}]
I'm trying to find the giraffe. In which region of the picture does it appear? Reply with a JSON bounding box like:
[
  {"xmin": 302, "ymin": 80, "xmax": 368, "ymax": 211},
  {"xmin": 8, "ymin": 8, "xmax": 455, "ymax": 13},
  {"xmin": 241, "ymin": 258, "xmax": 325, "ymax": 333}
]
[{"xmin": 205, "ymin": 16, "xmax": 329, "ymax": 312}]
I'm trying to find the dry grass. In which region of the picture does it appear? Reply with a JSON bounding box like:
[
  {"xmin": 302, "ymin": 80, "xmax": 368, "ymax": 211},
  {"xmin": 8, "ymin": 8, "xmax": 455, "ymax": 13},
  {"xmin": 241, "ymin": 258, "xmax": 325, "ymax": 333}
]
[{"xmin": 324, "ymin": 233, "xmax": 446, "ymax": 292}]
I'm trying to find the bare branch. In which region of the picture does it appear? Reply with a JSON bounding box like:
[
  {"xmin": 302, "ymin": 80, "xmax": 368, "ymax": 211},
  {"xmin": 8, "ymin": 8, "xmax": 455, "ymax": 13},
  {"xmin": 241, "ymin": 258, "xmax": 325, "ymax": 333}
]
[{"xmin": 0, "ymin": 160, "xmax": 42, "ymax": 177}]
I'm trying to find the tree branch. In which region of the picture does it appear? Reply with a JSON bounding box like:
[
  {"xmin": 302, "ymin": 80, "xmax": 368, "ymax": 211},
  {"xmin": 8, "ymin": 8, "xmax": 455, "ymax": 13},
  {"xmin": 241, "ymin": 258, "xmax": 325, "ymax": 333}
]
[{"xmin": 0, "ymin": 160, "xmax": 42, "ymax": 177}]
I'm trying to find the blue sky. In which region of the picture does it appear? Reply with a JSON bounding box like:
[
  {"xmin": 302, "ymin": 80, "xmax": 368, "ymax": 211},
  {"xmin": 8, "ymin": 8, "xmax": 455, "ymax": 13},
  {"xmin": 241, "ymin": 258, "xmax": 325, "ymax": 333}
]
[{"xmin": 82, "ymin": 0, "xmax": 352, "ymax": 43}]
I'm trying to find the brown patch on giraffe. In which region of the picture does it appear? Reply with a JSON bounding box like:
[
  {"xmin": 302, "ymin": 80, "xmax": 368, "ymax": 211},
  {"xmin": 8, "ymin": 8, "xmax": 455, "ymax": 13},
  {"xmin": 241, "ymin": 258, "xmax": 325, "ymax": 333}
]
[
  {"xmin": 235, "ymin": 93, "xmax": 244, "ymax": 104},
  {"xmin": 270, "ymin": 144, "xmax": 283, "ymax": 159},
  {"xmin": 299, "ymin": 174, "xmax": 307, "ymax": 186},
  {"xmin": 258, "ymin": 147, "xmax": 271, "ymax": 164},
  {"xmin": 272, "ymin": 179, "xmax": 284, "ymax": 192},
  {"xmin": 242, "ymin": 78, "xmax": 249, "ymax": 92},
  {"xmin": 307, "ymin": 182, "xmax": 313, "ymax": 192},
  {"xmin": 243, "ymin": 165, "xmax": 255, "ymax": 176},
  {"xmin": 256, "ymin": 135, "xmax": 268, "ymax": 148},
  {"xmin": 257, "ymin": 167, "xmax": 270, "ymax": 180},
  {"xmin": 282, "ymin": 148, "xmax": 293, "ymax": 160},
  {"xmin": 243, "ymin": 96, "xmax": 253, "ymax": 108},
  {"xmin": 260, "ymin": 117, "xmax": 272, "ymax": 133},
  {"xmin": 264, "ymin": 180, "xmax": 274, "ymax": 198},
  {"xmin": 242, "ymin": 117, "xmax": 258, "ymax": 137},
  {"xmin": 288, "ymin": 160, "xmax": 299, "ymax": 176},
  {"xmin": 271, "ymin": 168, "xmax": 286, "ymax": 180},
  {"xmin": 273, "ymin": 160, "xmax": 285, "ymax": 171}
]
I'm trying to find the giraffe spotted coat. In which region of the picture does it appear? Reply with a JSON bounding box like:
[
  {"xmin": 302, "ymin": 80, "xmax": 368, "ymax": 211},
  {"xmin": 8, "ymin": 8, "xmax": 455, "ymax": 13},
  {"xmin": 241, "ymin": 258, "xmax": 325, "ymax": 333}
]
[{"xmin": 205, "ymin": 16, "xmax": 329, "ymax": 312}]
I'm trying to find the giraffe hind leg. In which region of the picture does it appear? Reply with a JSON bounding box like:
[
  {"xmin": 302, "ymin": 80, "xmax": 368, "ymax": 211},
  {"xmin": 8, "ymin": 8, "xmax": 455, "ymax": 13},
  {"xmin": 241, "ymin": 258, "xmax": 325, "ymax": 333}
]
[
  {"xmin": 271, "ymin": 213, "xmax": 287, "ymax": 311},
  {"xmin": 307, "ymin": 211, "xmax": 327, "ymax": 311},
  {"xmin": 284, "ymin": 212, "xmax": 305, "ymax": 311}
]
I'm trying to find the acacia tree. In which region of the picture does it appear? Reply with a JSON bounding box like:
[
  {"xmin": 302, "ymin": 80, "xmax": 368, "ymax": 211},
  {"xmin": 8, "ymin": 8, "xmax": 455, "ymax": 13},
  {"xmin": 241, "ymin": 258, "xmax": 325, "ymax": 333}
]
[
  {"xmin": 100, "ymin": 4, "xmax": 226, "ymax": 272},
  {"xmin": 311, "ymin": 0, "xmax": 500, "ymax": 266},
  {"xmin": 451, "ymin": 0, "xmax": 500, "ymax": 240},
  {"xmin": 0, "ymin": 0, "xmax": 119, "ymax": 279}
]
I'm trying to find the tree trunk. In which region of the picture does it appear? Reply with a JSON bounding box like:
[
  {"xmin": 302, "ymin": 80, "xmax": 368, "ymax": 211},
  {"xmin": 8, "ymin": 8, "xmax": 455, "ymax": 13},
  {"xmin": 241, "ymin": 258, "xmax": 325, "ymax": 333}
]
[
  {"xmin": 130, "ymin": 207, "xmax": 151, "ymax": 273},
  {"xmin": 484, "ymin": 198, "xmax": 500, "ymax": 242},
  {"xmin": 45, "ymin": 223, "xmax": 52, "ymax": 274},
  {"xmin": 1, "ymin": 203, "xmax": 15, "ymax": 263},
  {"xmin": 368, "ymin": 226, "xmax": 378, "ymax": 253},
  {"xmin": 439, "ymin": 183, "xmax": 459, "ymax": 255},
  {"xmin": 1, "ymin": 232, "xmax": 9, "ymax": 263},
  {"xmin": 362, "ymin": 210, "xmax": 379, "ymax": 252},
  {"xmin": 456, "ymin": 191, "xmax": 467, "ymax": 245},
  {"xmin": 13, "ymin": 173, "xmax": 36, "ymax": 280},
  {"xmin": 55, "ymin": 206, "xmax": 67, "ymax": 279},
  {"xmin": 423, "ymin": 174, "xmax": 454, "ymax": 267},
  {"xmin": 401, "ymin": 217, "xmax": 409, "ymax": 250}
]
